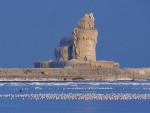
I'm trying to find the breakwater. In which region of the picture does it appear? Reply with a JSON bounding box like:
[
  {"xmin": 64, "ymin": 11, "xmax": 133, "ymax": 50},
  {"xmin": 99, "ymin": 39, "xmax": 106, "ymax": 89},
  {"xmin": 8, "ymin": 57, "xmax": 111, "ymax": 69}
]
[{"xmin": 0, "ymin": 68, "xmax": 150, "ymax": 81}]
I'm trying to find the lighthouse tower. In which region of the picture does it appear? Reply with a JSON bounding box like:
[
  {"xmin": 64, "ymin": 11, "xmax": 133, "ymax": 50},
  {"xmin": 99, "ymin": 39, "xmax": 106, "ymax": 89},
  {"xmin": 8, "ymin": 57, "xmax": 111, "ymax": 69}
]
[
  {"xmin": 72, "ymin": 13, "xmax": 98, "ymax": 61},
  {"xmin": 34, "ymin": 13, "xmax": 120, "ymax": 68}
]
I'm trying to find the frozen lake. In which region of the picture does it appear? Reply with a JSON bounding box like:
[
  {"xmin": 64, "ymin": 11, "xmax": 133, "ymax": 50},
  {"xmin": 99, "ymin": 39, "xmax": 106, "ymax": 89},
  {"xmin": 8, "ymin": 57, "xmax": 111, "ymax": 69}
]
[{"xmin": 0, "ymin": 81, "xmax": 150, "ymax": 113}]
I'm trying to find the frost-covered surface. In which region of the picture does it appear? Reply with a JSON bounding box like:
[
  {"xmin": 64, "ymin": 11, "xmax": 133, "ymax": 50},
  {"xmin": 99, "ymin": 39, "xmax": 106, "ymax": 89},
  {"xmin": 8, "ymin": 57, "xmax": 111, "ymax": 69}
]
[{"xmin": 0, "ymin": 81, "xmax": 150, "ymax": 113}]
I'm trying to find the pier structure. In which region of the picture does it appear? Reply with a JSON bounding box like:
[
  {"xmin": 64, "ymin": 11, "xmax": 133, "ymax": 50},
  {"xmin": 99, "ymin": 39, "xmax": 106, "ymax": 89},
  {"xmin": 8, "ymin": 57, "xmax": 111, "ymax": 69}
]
[{"xmin": 0, "ymin": 13, "xmax": 150, "ymax": 82}]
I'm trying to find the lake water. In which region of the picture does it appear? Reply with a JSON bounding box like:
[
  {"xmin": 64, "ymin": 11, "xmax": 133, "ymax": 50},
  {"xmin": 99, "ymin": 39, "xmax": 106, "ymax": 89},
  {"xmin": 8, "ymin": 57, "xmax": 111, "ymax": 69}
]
[{"xmin": 0, "ymin": 81, "xmax": 150, "ymax": 113}]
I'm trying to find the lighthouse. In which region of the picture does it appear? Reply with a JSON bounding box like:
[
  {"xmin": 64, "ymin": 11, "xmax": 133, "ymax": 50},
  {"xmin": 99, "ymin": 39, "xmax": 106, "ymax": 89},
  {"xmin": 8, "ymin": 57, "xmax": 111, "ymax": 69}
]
[
  {"xmin": 34, "ymin": 13, "xmax": 119, "ymax": 69},
  {"xmin": 72, "ymin": 13, "xmax": 98, "ymax": 61}
]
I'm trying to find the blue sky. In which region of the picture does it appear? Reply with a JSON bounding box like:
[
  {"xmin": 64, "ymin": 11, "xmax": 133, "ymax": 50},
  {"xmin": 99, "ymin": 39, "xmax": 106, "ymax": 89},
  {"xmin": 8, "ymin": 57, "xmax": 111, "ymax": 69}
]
[{"xmin": 0, "ymin": 0, "xmax": 150, "ymax": 68}]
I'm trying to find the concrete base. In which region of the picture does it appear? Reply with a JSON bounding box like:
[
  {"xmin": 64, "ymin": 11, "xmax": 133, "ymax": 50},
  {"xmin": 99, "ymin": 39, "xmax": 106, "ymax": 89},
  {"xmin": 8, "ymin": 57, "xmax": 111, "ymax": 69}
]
[{"xmin": 34, "ymin": 59, "xmax": 119, "ymax": 69}]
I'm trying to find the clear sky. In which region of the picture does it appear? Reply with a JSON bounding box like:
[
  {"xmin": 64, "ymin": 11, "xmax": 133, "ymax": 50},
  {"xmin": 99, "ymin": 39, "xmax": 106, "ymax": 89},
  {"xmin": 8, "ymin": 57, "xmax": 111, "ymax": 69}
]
[{"xmin": 0, "ymin": 0, "xmax": 150, "ymax": 68}]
